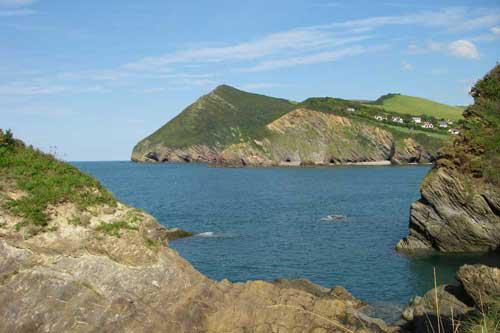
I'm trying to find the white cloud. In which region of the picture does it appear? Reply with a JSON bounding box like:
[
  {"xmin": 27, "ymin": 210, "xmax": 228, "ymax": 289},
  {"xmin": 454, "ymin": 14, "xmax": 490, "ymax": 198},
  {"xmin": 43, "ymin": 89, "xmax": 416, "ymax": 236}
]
[
  {"xmin": 402, "ymin": 61, "xmax": 413, "ymax": 71},
  {"xmin": 243, "ymin": 46, "xmax": 378, "ymax": 72},
  {"xmin": 492, "ymin": 26, "xmax": 500, "ymax": 34},
  {"xmin": 408, "ymin": 39, "xmax": 480, "ymax": 59},
  {"xmin": 448, "ymin": 40, "xmax": 479, "ymax": 59},
  {"xmin": 123, "ymin": 31, "xmax": 371, "ymax": 72}
]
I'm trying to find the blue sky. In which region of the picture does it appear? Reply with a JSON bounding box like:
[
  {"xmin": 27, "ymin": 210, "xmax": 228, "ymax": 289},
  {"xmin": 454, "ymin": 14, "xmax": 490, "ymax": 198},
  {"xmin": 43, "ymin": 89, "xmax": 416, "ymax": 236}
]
[{"xmin": 1, "ymin": 0, "xmax": 499, "ymax": 161}]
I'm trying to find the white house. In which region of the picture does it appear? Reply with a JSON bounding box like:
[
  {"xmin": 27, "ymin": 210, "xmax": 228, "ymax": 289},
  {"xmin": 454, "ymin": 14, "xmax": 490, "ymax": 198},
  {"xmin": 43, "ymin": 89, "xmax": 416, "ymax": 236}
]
[
  {"xmin": 422, "ymin": 122, "xmax": 434, "ymax": 129},
  {"xmin": 392, "ymin": 116, "xmax": 404, "ymax": 124},
  {"xmin": 412, "ymin": 117, "xmax": 422, "ymax": 124},
  {"xmin": 346, "ymin": 107, "xmax": 355, "ymax": 112},
  {"xmin": 438, "ymin": 121, "xmax": 448, "ymax": 128},
  {"xmin": 448, "ymin": 128, "xmax": 460, "ymax": 135},
  {"xmin": 375, "ymin": 115, "xmax": 387, "ymax": 121}
]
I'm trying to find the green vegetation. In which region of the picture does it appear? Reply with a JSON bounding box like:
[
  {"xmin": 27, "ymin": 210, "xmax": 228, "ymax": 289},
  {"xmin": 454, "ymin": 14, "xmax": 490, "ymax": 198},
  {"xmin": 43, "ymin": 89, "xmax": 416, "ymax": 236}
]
[
  {"xmin": 462, "ymin": 303, "xmax": 500, "ymax": 333},
  {"xmin": 367, "ymin": 93, "xmax": 464, "ymax": 121},
  {"xmin": 0, "ymin": 129, "xmax": 116, "ymax": 231},
  {"xmin": 95, "ymin": 220, "xmax": 138, "ymax": 237},
  {"xmin": 454, "ymin": 65, "xmax": 500, "ymax": 184},
  {"xmin": 135, "ymin": 84, "xmax": 295, "ymax": 150},
  {"xmin": 298, "ymin": 97, "xmax": 449, "ymax": 152}
]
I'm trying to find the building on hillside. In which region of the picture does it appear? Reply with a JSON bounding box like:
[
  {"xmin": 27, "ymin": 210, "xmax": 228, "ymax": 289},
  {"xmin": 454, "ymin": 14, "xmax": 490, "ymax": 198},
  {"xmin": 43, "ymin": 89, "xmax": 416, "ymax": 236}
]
[
  {"xmin": 448, "ymin": 128, "xmax": 460, "ymax": 135},
  {"xmin": 421, "ymin": 122, "xmax": 434, "ymax": 129},
  {"xmin": 446, "ymin": 120, "xmax": 454, "ymax": 125},
  {"xmin": 375, "ymin": 115, "xmax": 387, "ymax": 121},
  {"xmin": 412, "ymin": 116, "xmax": 422, "ymax": 124},
  {"xmin": 438, "ymin": 121, "xmax": 448, "ymax": 128},
  {"xmin": 346, "ymin": 107, "xmax": 355, "ymax": 112},
  {"xmin": 392, "ymin": 116, "xmax": 404, "ymax": 124}
]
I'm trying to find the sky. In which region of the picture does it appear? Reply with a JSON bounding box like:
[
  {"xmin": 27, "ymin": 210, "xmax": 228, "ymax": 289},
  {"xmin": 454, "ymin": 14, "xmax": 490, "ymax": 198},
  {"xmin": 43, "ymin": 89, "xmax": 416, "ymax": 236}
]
[{"xmin": 1, "ymin": 0, "xmax": 499, "ymax": 161}]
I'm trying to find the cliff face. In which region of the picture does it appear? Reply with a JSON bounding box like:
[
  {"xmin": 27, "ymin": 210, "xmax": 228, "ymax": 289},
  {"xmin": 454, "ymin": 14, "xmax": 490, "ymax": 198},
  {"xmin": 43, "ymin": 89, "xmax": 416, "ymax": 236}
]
[
  {"xmin": 0, "ymin": 137, "xmax": 395, "ymax": 333},
  {"xmin": 397, "ymin": 65, "xmax": 500, "ymax": 253},
  {"xmin": 132, "ymin": 85, "xmax": 446, "ymax": 166},
  {"xmin": 218, "ymin": 108, "xmax": 433, "ymax": 166}
]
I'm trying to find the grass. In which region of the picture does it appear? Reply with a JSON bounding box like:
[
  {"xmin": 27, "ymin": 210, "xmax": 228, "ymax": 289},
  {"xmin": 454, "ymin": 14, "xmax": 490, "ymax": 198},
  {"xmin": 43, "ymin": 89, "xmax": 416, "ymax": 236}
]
[
  {"xmin": 95, "ymin": 220, "xmax": 138, "ymax": 237},
  {"xmin": 423, "ymin": 267, "xmax": 500, "ymax": 333},
  {"xmin": 0, "ymin": 129, "xmax": 116, "ymax": 231},
  {"xmin": 134, "ymin": 84, "xmax": 295, "ymax": 151},
  {"xmin": 367, "ymin": 94, "xmax": 464, "ymax": 121}
]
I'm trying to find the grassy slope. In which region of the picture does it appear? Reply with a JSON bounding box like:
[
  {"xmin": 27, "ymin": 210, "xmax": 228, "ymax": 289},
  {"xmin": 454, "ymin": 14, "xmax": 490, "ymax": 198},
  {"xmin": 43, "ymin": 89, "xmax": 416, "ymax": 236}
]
[
  {"xmin": 368, "ymin": 94, "xmax": 463, "ymax": 121},
  {"xmin": 298, "ymin": 97, "xmax": 449, "ymax": 153},
  {"xmin": 136, "ymin": 85, "xmax": 295, "ymax": 149},
  {"xmin": 0, "ymin": 130, "xmax": 115, "ymax": 231}
]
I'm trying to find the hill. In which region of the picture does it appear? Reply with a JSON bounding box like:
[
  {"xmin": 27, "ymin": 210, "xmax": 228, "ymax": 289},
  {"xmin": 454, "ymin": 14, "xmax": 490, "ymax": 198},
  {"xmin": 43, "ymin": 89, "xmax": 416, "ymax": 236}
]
[
  {"xmin": 132, "ymin": 86, "xmax": 456, "ymax": 166},
  {"xmin": 367, "ymin": 93, "xmax": 463, "ymax": 121},
  {"xmin": 132, "ymin": 84, "xmax": 295, "ymax": 162}
]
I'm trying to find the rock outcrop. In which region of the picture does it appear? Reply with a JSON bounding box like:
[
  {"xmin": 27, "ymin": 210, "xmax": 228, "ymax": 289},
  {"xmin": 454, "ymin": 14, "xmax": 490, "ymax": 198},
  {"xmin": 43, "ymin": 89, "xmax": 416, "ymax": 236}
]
[
  {"xmin": 397, "ymin": 65, "xmax": 500, "ymax": 253},
  {"xmin": 400, "ymin": 264, "xmax": 499, "ymax": 333},
  {"xmin": 456, "ymin": 264, "xmax": 500, "ymax": 307},
  {"xmin": 0, "ymin": 152, "xmax": 396, "ymax": 332}
]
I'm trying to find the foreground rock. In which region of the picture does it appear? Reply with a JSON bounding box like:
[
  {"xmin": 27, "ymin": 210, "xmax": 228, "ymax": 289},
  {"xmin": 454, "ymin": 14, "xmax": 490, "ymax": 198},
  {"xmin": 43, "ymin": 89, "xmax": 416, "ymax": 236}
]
[
  {"xmin": 397, "ymin": 65, "xmax": 500, "ymax": 253},
  {"xmin": 401, "ymin": 264, "xmax": 499, "ymax": 333},
  {"xmin": 0, "ymin": 198, "xmax": 395, "ymax": 332},
  {"xmin": 456, "ymin": 264, "xmax": 500, "ymax": 306}
]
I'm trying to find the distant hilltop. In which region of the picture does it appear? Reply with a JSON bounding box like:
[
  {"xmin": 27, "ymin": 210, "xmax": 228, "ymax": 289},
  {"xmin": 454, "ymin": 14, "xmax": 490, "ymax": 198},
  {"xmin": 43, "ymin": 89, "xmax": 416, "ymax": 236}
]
[{"xmin": 131, "ymin": 85, "xmax": 463, "ymax": 166}]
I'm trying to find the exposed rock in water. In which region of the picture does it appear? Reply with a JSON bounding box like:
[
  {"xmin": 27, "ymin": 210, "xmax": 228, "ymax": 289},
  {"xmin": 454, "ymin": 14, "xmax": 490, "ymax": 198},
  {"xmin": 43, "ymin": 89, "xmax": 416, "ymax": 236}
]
[{"xmin": 397, "ymin": 65, "xmax": 500, "ymax": 253}]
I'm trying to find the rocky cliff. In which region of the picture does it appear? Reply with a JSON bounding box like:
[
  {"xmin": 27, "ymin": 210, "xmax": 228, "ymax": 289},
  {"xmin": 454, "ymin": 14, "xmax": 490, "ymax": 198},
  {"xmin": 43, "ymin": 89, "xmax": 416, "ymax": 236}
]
[
  {"xmin": 132, "ymin": 85, "xmax": 448, "ymax": 166},
  {"xmin": 218, "ymin": 108, "xmax": 434, "ymax": 166},
  {"xmin": 396, "ymin": 65, "xmax": 500, "ymax": 253},
  {"xmin": 0, "ymin": 133, "xmax": 396, "ymax": 333}
]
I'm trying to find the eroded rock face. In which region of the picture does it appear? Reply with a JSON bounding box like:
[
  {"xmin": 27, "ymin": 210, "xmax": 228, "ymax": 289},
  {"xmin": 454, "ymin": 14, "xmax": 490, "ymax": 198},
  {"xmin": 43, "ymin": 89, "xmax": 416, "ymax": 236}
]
[
  {"xmin": 397, "ymin": 65, "xmax": 500, "ymax": 253},
  {"xmin": 131, "ymin": 142, "xmax": 220, "ymax": 163},
  {"xmin": 218, "ymin": 109, "xmax": 434, "ymax": 167},
  {"xmin": 0, "ymin": 200, "xmax": 395, "ymax": 332},
  {"xmin": 457, "ymin": 264, "xmax": 500, "ymax": 307},
  {"xmin": 396, "ymin": 168, "xmax": 500, "ymax": 252}
]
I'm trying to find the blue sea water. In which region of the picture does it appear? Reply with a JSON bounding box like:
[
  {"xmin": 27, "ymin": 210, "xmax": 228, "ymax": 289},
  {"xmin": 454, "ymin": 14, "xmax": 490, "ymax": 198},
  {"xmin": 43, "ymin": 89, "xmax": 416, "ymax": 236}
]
[{"xmin": 73, "ymin": 162, "xmax": 499, "ymax": 306}]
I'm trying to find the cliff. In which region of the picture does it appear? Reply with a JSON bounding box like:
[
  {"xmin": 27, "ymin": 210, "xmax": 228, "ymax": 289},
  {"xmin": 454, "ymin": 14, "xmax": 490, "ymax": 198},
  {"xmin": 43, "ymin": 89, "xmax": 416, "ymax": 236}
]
[
  {"xmin": 132, "ymin": 85, "xmax": 451, "ymax": 166},
  {"xmin": 0, "ymin": 131, "xmax": 395, "ymax": 332},
  {"xmin": 218, "ymin": 108, "xmax": 433, "ymax": 166},
  {"xmin": 396, "ymin": 65, "xmax": 500, "ymax": 253}
]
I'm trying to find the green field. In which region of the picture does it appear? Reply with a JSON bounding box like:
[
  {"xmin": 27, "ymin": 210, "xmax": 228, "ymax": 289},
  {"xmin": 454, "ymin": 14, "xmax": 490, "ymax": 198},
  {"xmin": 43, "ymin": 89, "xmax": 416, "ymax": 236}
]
[{"xmin": 367, "ymin": 94, "xmax": 464, "ymax": 121}]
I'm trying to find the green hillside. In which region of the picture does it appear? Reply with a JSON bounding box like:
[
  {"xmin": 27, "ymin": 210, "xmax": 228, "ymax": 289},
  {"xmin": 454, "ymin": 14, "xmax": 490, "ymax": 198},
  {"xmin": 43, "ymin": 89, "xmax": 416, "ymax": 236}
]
[
  {"xmin": 367, "ymin": 94, "xmax": 463, "ymax": 121},
  {"xmin": 137, "ymin": 85, "xmax": 295, "ymax": 149}
]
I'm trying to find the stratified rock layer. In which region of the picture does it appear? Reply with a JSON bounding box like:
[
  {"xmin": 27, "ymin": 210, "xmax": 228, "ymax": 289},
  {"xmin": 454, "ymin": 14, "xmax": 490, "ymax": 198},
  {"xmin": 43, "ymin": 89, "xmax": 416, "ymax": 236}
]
[
  {"xmin": 397, "ymin": 65, "xmax": 500, "ymax": 253},
  {"xmin": 219, "ymin": 109, "xmax": 433, "ymax": 166}
]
